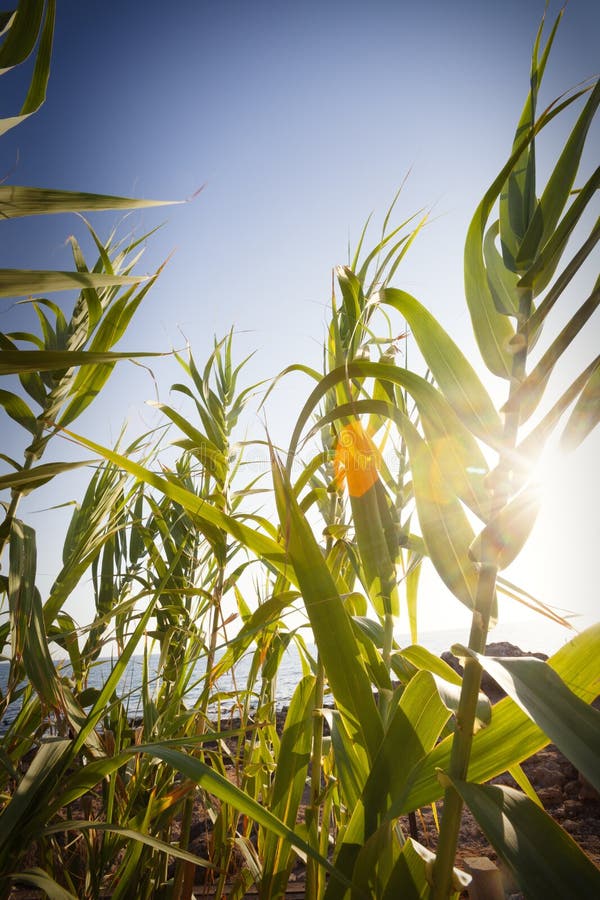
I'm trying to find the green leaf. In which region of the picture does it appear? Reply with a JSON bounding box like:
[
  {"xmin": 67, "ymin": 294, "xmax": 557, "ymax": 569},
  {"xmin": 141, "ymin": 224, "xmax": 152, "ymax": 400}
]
[
  {"xmin": 518, "ymin": 165, "xmax": 600, "ymax": 295},
  {"xmin": 328, "ymin": 710, "xmax": 371, "ymax": 812},
  {"xmin": 517, "ymin": 80, "xmax": 600, "ymax": 267},
  {"xmin": 0, "ymin": 12, "xmax": 16, "ymax": 38},
  {"xmin": 431, "ymin": 673, "xmax": 491, "ymax": 730},
  {"xmin": 43, "ymin": 820, "xmax": 214, "ymax": 870},
  {"xmin": 305, "ymin": 396, "xmax": 482, "ymax": 610},
  {"xmin": 379, "ymin": 288, "xmax": 502, "ymax": 442},
  {"xmin": 290, "ymin": 370, "xmax": 491, "ymax": 520},
  {"xmin": 57, "ymin": 273, "xmax": 164, "ymax": 427},
  {"xmin": 0, "ymin": 185, "xmax": 179, "ymax": 218},
  {"xmin": 8, "ymin": 868, "xmax": 77, "ymax": 900},
  {"xmin": 132, "ymin": 743, "xmax": 354, "ymax": 893},
  {"xmin": 0, "ymin": 348, "xmax": 163, "ymax": 376},
  {"xmin": 0, "ymin": 459, "xmax": 92, "ymax": 494},
  {"xmin": 336, "ymin": 265, "xmax": 364, "ymax": 347},
  {"xmin": 469, "ymin": 484, "xmax": 541, "ymax": 570},
  {"xmin": 459, "ymin": 649, "xmax": 600, "ymax": 794},
  {"xmin": 524, "ymin": 217, "xmax": 600, "ymax": 337},
  {"xmin": 383, "ymin": 838, "xmax": 467, "ymax": 899},
  {"xmin": 561, "ymin": 358, "xmax": 600, "ymax": 450},
  {"xmin": 64, "ymin": 427, "xmax": 290, "ymax": 577},
  {"xmin": 397, "ymin": 624, "xmax": 600, "ymax": 812},
  {"xmin": 0, "ymin": 269, "xmax": 147, "ymax": 298},
  {"xmin": 324, "ymin": 671, "xmax": 451, "ymax": 900},
  {"xmin": 512, "ymin": 283, "xmax": 600, "ymax": 414},
  {"xmin": 270, "ymin": 447, "xmax": 383, "ymax": 761},
  {"xmin": 0, "ymin": 738, "xmax": 71, "ymax": 862},
  {"xmin": 0, "ymin": 0, "xmax": 54, "ymax": 137},
  {"xmin": 463, "ymin": 81, "xmax": 590, "ymax": 376},
  {"xmin": 498, "ymin": 8, "xmax": 563, "ymax": 270},
  {"xmin": 261, "ymin": 676, "xmax": 316, "ymax": 894},
  {"xmin": 349, "ymin": 820, "xmax": 402, "ymax": 899},
  {"xmin": 12, "ymin": 0, "xmax": 53, "ymax": 105},
  {"xmin": 0, "ymin": 0, "xmax": 43, "ymax": 69},
  {"xmin": 450, "ymin": 781, "xmax": 600, "ymax": 900},
  {"xmin": 400, "ymin": 420, "xmax": 480, "ymax": 611},
  {"xmin": 8, "ymin": 520, "xmax": 63, "ymax": 709},
  {"xmin": 70, "ymin": 590, "xmax": 160, "ymax": 755},
  {"xmin": 0, "ymin": 387, "xmax": 37, "ymax": 434},
  {"xmin": 483, "ymin": 220, "xmax": 520, "ymax": 316},
  {"xmin": 513, "ymin": 355, "xmax": 600, "ymax": 476},
  {"xmin": 396, "ymin": 644, "xmax": 462, "ymax": 685},
  {"xmin": 405, "ymin": 556, "xmax": 421, "ymax": 645}
]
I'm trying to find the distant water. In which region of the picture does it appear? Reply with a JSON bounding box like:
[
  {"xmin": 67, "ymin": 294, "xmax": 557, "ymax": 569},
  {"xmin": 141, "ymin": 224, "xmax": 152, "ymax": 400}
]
[{"xmin": 0, "ymin": 618, "xmax": 578, "ymax": 733}]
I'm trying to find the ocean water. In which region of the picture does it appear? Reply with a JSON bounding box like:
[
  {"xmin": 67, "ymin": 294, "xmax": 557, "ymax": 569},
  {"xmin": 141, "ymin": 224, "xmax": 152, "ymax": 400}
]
[{"xmin": 0, "ymin": 617, "xmax": 577, "ymax": 733}]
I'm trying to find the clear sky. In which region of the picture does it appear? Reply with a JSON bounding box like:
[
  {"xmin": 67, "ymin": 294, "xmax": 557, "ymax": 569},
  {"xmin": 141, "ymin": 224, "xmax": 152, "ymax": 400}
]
[{"xmin": 1, "ymin": 0, "xmax": 598, "ymax": 650}]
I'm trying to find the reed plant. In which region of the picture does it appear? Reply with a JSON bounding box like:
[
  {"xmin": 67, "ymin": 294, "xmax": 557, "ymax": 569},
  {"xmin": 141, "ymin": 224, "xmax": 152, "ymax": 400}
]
[{"xmin": 1, "ymin": 2, "xmax": 599, "ymax": 898}]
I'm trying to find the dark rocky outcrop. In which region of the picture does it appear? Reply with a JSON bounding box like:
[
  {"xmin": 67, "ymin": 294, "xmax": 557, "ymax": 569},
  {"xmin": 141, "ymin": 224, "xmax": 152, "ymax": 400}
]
[{"xmin": 440, "ymin": 640, "xmax": 548, "ymax": 703}]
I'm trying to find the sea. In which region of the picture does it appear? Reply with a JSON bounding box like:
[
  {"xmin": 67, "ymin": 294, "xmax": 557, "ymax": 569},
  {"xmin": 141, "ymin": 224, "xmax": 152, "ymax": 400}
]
[{"xmin": 0, "ymin": 617, "xmax": 579, "ymax": 733}]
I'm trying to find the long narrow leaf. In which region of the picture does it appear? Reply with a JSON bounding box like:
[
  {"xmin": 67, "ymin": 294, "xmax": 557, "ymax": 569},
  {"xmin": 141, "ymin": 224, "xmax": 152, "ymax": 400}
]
[
  {"xmin": 0, "ymin": 348, "xmax": 164, "ymax": 376},
  {"xmin": 270, "ymin": 447, "xmax": 383, "ymax": 760},
  {"xmin": 0, "ymin": 269, "xmax": 146, "ymax": 298},
  {"xmin": 63, "ymin": 428, "xmax": 290, "ymax": 576},
  {"xmin": 450, "ymin": 781, "xmax": 600, "ymax": 900},
  {"xmin": 457, "ymin": 648, "xmax": 600, "ymax": 793},
  {"xmin": 0, "ymin": 185, "xmax": 179, "ymax": 218},
  {"xmin": 380, "ymin": 288, "xmax": 502, "ymax": 442}
]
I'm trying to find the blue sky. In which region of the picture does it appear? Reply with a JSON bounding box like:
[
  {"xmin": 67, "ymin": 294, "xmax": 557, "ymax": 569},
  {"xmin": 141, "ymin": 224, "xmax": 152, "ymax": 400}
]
[{"xmin": 1, "ymin": 0, "xmax": 598, "ymax": 648}]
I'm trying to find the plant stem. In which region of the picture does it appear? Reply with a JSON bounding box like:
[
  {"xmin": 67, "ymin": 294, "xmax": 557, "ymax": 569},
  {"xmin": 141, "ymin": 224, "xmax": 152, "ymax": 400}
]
[
  {"xmin": 379, "ymin": 610, "xmax": 395, "ymax": 720},
  {"xmin": 432, "ymin": 290, "xmax": 533, "ymax": 897},
  {"xmin": 307, "ymin": 492, "xmax": 337, "ymax": 896},
  {"xmin": 306, "ymin": 655, "xmax": 325, "ymax": 898},
  {"xmin": 431, "ymin": 564, "xmax": 497, "ymax": 898}
]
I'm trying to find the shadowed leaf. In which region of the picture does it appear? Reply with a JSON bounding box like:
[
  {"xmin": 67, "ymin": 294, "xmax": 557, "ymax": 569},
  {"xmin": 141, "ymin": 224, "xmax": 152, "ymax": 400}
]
[{"xmin": 450, "ymin": 781, "xmax": 600, "ymax": 900}]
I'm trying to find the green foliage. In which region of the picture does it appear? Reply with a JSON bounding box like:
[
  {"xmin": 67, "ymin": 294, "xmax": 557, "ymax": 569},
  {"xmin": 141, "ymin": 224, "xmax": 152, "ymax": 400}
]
[{"xmin": 0, "ymin": 3, "xmax": 598, "ymax": 899}]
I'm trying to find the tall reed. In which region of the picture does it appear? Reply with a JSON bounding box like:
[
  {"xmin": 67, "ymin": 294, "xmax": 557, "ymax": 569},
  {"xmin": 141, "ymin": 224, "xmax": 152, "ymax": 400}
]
[{"xmin": 1, "ymin": 3, "xmax": 599, "ymax": 898}]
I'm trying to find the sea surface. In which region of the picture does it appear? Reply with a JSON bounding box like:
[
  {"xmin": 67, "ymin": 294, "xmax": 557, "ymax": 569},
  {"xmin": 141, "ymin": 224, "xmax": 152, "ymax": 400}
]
[{"xmin": 0, "ymin": 618, "xmax": 577, "ymax": 732}]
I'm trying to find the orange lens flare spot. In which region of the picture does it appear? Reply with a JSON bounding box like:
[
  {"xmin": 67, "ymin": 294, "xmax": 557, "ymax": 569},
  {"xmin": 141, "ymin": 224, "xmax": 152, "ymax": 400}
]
[{"xmin": 334, "ymin": 421, "xmax": 381, "ymax": 498}]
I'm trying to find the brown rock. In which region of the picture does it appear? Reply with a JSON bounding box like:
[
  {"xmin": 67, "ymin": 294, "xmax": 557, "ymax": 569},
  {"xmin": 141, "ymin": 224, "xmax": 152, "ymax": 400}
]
[
  {"xmin": 564, "ymin": 779, "xmax": 580, "ymax": 798},
  {"xmin": 578, "ymin": 773, "xmax": 600, "ymax": 801},
  {"xmin": 538, "ymin": 786, "xmax": 563, "ymax": 806},
  {"xmin": 535, "ymin": 766, "xmax": 564, "ymax": 788}
]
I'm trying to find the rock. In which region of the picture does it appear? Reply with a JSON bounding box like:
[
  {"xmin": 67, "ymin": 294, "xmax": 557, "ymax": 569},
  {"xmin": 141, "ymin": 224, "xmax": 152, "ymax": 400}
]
[
  {"xmin": 538, "ymin": 786, "xmax": 563, "ymax": 806},
  {"xmin": 578, "ymin": 773, "xmax": 600, "ymax": 801},
  {"xmin": 564, "ymin": 779, "xmax": 580, "ymax": 798},
  {"xmin": 440, "ymin": 641, "xmax": 548, "ymax": 703},
  {"xmin": 535, "ymin": 765, "xmax": 566, "ymax": 788},
  {"xmin": 484, "ymin": 641, "xmax": 548, "ymax": 662},
  {"xmin": 564, "ymin": 799, "xmax": 582, "ymax": 817}
]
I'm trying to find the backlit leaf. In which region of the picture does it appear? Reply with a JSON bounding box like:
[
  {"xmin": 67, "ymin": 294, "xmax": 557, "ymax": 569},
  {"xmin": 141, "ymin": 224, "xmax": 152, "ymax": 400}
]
[
  {"xmin": 561, "ymin": 358, "xmax": 600, "ymax": 450},
  {"xmin": 458, "ymin": 649, "xmax": 600, "ymax": 793}
]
